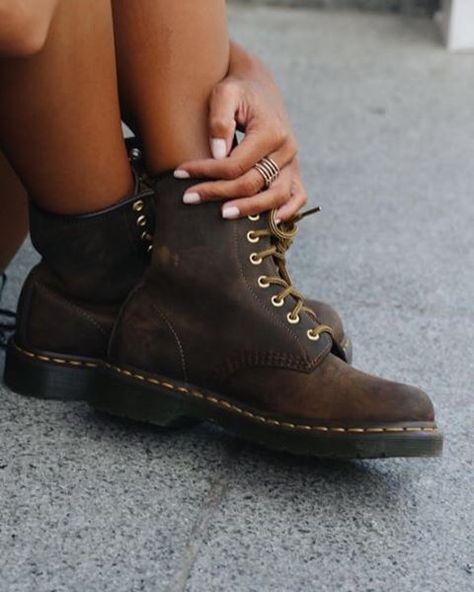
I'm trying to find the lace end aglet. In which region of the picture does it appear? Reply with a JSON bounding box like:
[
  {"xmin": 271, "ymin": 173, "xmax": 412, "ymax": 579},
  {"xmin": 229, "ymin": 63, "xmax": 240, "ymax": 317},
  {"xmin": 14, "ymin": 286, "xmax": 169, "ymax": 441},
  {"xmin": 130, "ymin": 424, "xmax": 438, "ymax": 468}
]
[{"xmin": 295, "ymin": 206, "xmax": 321, "ymax": 222}]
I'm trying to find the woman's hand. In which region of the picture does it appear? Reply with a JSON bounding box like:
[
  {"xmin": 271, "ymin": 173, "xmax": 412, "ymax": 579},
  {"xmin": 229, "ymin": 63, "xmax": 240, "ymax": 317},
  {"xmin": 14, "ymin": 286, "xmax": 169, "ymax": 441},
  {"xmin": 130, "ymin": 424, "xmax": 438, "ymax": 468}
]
[{"xmin": 175, "ymin": 42, "xmax": 308, "ymax": 221}]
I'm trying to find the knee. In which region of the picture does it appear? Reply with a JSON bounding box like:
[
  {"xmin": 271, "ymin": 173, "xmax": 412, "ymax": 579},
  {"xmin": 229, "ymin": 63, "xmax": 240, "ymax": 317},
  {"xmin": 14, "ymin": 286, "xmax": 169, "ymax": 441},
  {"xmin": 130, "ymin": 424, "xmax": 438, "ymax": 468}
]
[{"xmin": 0, "ymin": 4, "xmax": 51, "ymax": 57}]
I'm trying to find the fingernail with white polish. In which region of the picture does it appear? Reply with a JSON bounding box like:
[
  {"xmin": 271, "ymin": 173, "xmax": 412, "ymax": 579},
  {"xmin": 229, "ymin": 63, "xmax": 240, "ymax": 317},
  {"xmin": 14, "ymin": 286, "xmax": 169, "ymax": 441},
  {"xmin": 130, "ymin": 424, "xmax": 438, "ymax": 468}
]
[
  {"xmin": 174, "ymin": 169, "xmax": 190, "ymax": 179},
  {"xmin": 183, "ymin": 192, "xmax": 201, "ymax": 204},
  {"xmin": 211, "ymin": 138, "xmax": 227, "ymax": 160},
  {"xmin": 222, "ymin": 206, "xmax": 240, "ymax": 219}
]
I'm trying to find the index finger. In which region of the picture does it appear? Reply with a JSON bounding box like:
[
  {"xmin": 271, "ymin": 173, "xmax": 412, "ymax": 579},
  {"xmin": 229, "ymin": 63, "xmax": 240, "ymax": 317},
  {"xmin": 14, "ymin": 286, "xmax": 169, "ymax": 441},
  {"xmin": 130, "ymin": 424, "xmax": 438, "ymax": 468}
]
[{"xmin": 175, "ymin": 126, "xmax": 287, "ymax": 181}]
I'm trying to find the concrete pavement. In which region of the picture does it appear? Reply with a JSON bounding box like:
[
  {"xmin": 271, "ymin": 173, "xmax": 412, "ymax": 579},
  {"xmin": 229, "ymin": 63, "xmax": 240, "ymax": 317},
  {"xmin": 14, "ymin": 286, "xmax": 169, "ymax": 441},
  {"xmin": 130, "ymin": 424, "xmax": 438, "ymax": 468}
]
[{"xmin": 1, "ymin": 6, "xmax": 473, "ymax": 591}]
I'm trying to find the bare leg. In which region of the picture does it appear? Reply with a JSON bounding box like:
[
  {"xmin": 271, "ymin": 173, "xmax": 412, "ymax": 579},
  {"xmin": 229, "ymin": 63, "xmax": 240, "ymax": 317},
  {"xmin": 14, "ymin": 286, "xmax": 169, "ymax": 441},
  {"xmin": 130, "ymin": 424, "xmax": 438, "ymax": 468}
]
[
  {"xmin": 0, "ymin": 0, "xmax": 132, "ymax": 214},
  {"xmin": 112, "ymin": 0, "xmax": 230, "ymax": 174},
  {"xmin": 0, "ymin": 151, "xmax": 28, "ymax": 271}
]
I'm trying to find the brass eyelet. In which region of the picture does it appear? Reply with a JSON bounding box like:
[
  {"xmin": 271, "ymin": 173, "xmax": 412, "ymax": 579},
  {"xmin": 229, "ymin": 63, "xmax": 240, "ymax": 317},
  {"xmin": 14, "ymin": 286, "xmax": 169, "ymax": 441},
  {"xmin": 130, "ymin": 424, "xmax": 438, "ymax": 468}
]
[
  {"xmin": 257, "ymin": 276, "xmax": 270, "ymax": 288},
  {"xmin": 287, "ymin": 312, "xmax": 300, "ymax": 324},
  {"xmin": 141, "ymin": 231, "xmax": 153, "ymax": 242},
  {"xmin": 248, "ymin": 214, "xmax": 260, "ymax": 222},
  {"xmin": 246, "ymin": 230, "xmax": 260, "ymax": 244},
  {"xmin": 307, "ymin": 329, "xmax": 320, "ymax": 341},
  {"xmin": 132, "ymin": 200, "xmax": 144, "ymax": 212},
  {"xmin": 147, "ymin": 244, "xmax": 153, "ymax": 253},
  {"xmin": 137, "ymin": 215, "xmax": 147, "ymax": 227},
  {"xmin": 271, "ymin": 295, "xmax": 285, "ymax": 308},
  {"xmin": 250, "ymin": 253, "xmax": 263, "ymax": 265}
]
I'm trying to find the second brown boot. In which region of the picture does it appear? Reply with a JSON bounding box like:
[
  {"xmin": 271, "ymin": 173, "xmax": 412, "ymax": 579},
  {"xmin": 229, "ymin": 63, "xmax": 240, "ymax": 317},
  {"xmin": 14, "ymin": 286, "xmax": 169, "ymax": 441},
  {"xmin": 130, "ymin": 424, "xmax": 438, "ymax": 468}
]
[
  {"xmin": 4, "ymin": 174, "xmax": 155, "ymax": 400},
  {"xmin": 93, "ymin": 173, "xmax": 442, "ymax": 459}
]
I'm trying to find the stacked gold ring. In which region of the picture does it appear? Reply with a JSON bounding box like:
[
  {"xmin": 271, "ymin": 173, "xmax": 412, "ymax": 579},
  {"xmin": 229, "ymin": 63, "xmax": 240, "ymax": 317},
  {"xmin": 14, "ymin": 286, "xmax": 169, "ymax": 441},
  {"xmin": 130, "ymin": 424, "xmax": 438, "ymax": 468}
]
[{"xmin": 253, "ymin": 156, "xmax": 280, "ymax": 189}]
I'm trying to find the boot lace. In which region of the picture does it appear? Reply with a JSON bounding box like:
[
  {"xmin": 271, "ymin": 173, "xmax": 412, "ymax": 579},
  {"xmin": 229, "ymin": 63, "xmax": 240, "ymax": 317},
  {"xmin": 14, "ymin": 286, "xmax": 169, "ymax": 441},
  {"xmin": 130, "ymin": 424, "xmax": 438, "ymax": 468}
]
[{"xmin": 247, "ymin": 208, "xmax": 333, "ymax": 342}]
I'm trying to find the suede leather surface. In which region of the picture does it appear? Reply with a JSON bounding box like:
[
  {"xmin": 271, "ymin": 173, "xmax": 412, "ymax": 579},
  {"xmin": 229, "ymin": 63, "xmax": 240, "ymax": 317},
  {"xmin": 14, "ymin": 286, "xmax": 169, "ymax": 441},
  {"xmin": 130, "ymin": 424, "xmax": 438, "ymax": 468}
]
[
  {"xmin": 109, "ymin": 174, "xmax": 435, "ymax": 426},
  {"xmin": 16, "ymin": 186, "xmax": 156, "ymax": 357}
]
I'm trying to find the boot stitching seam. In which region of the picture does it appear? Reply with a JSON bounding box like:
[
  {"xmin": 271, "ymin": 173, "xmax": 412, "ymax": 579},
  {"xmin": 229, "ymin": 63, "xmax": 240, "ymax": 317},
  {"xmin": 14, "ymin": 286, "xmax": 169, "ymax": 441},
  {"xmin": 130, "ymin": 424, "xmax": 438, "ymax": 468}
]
[
  {"xmin": 210, "ymin": 348, "xmax": 330, "ymax": 384},
  {"xmin": 149, "ymin": 300, "xmax": 188, "ymax": 381}
]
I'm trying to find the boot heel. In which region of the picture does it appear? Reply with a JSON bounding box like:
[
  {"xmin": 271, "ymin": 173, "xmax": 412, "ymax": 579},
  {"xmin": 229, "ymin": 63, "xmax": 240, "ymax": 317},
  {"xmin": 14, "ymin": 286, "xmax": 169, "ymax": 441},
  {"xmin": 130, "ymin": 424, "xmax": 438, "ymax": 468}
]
[
  {"xmin": 3, "ymin": 340, "xmax": 97, "ymax": 401},
  {"xmin": 93, "ymin": 367, "xmax": 195, "ymax": 428}
]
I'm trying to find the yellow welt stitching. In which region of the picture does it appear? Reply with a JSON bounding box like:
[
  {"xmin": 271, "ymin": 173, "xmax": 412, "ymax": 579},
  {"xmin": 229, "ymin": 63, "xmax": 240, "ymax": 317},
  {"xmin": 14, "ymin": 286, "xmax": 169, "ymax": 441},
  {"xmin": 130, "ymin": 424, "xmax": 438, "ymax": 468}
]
[{"xmin": 15, "ymin": 344, "xmax": 99, "ymax": 368}]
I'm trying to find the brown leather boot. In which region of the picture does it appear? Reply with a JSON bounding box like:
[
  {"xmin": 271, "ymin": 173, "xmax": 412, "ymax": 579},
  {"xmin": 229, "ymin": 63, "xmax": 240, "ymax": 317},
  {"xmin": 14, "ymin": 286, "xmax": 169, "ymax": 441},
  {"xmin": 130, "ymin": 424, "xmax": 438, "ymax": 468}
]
[
  {"xmin": 4, "ymin": 175, "xmax": 156, "ymax": 400},
  {"xmin": 124, "ymin": 137, "xmax": 353, "ymax": 363},
  {"xmin": 93, "ymin": 173, "xmax": 442, "ymax": 459}
]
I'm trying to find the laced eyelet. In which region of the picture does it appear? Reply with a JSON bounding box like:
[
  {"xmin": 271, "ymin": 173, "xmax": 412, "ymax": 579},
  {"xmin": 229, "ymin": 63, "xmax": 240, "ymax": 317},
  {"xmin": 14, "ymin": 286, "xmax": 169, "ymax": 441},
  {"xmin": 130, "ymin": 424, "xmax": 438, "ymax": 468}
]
[
  {"xmin": 136, "ymin": 215, "xmax": 147, "ymax": 227},
  {"xmin": 248, "ymin": 214, "xmax": 260, "ymax": 222},
  {"xmin": 249, "ymin": 253, "xmax": 263, "ymax": 265},
  {"xmin": 132, "ymin": 200, "xmax": 144, "ymax": 212},
  {"xmin": 141, "ymin": 231, "xmax": 153, "ymax": 242},
  {"xmin": 307, "ymin": 329, "xmax": 320, "ymax": 341},
  {"xmin": 287, "ymin": 312, "xmax": 300, "ymax": 324},
  {"xmin": 147, "ymin": 244, "xmax": 153, "ymax": 253},
  {"xmin": 246, "ymin": 230, "xmax": 260, "ymax": 244},
  {"xmin": 271, "ymin": 295, "xmax": 285, "ymax": 307},
  {"xmin": 257, "ymin": 276, "xmax": 270, "ymax": 288}
]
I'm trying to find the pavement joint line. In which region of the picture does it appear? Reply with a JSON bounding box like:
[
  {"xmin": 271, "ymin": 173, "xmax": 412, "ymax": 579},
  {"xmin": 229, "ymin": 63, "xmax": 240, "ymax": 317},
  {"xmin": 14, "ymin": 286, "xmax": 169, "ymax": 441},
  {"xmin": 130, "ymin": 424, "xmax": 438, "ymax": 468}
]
[{"xmin": 167, "ymin": 476, "xmax": 230, "ymax": 592}]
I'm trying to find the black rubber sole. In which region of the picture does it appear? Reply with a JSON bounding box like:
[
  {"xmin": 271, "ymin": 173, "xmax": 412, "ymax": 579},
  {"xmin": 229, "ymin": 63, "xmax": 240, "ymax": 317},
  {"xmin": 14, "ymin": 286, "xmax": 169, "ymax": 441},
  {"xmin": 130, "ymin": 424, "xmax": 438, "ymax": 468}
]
[
  {"xmin": 92, "ymin": 362, "xmax": 443, "ymax": 460},
  {"xmin": 3, "ymin": 340, "xmax": 99, "ymax": 401}
]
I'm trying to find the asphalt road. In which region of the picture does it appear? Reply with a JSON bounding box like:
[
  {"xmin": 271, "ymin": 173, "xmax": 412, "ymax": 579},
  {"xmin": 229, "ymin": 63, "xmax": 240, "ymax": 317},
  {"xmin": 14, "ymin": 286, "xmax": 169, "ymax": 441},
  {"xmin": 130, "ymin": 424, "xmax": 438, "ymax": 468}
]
[{"xmin": 1, "ymin": 5, "xmax": 473, "ymax": 591}]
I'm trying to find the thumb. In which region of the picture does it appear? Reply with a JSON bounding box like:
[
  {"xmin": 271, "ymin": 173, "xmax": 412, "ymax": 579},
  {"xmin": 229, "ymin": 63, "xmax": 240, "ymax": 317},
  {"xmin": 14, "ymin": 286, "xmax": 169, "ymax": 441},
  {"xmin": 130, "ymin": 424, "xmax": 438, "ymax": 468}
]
[{"xmin": 208, "ymin": 81, "xmax": 239, "ymax": 160}]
